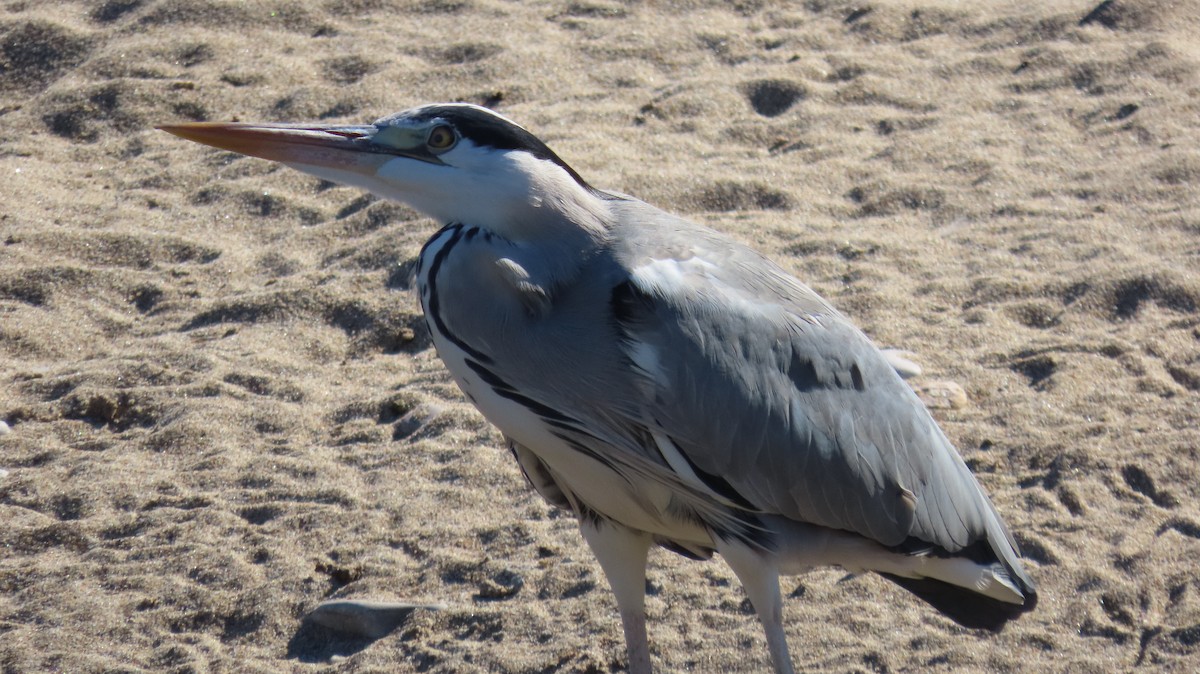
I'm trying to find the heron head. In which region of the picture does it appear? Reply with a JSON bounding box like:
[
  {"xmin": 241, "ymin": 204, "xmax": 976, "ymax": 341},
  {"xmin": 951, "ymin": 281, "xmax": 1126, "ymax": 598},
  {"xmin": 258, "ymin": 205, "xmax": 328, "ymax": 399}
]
[{"xmin": 160, "ymin": 103, "xmax": 607, "ymax": 238}]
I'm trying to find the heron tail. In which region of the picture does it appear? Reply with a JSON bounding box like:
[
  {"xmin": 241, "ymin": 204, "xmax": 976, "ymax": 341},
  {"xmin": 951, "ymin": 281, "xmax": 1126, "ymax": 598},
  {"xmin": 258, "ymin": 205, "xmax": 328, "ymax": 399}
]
[{"xmin": 877, "ymin": 562, "xmax": 1038, "ymax": 631}]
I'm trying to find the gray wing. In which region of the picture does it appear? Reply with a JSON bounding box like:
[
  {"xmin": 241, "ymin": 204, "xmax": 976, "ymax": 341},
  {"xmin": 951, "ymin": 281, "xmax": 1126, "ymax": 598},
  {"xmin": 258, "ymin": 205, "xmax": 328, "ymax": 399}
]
[{"xmin": 608, "ymin": 219, "xmax": 1012, "ymax": 557}]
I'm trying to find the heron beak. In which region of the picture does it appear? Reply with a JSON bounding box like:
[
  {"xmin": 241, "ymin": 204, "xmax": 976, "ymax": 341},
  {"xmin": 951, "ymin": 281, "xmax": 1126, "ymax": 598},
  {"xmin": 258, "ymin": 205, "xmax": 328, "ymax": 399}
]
[{"xmin": 157, "ymin": 122, "xmax": 434, "ymax": 176}]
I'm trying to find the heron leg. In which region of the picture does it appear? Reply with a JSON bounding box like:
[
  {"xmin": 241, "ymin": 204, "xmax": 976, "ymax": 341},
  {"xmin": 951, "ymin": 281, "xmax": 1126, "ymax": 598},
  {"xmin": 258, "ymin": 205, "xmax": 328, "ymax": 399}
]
[
  {"xmin": 580, "ymin": 519, "xmax": 653, "ymax": 674},
  {"xmin": 716, "ymin": 538, "xmax": 796, "ymax": 674}
]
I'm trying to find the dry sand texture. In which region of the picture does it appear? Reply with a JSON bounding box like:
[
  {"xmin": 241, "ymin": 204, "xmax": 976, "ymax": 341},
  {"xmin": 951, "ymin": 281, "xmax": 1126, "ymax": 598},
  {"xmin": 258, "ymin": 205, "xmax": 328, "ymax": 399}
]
[{"xmin": 2, "ymin": 0, "xmax": 1200, "ymax": 672}]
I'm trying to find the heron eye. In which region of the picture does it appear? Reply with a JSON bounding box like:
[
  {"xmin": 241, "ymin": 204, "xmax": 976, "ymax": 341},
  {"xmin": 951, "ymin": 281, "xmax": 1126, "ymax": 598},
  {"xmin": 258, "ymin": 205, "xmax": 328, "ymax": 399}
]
[{"xmin": 427, "ymin": 125, "xmax": 456, "ymax": 152}]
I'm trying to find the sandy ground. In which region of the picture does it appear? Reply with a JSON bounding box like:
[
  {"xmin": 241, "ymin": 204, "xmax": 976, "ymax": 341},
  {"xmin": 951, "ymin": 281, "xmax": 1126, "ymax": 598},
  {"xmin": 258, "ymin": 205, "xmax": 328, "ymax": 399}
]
[{"xmin": 2, "ymin": 0, "xmax": 1200, "ymax": 672}]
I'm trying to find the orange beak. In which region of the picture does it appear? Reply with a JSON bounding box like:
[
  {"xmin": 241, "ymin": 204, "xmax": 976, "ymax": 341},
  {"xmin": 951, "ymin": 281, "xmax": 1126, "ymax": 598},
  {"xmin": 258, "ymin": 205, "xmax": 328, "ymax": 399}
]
[{"xmin": 157, "ymin": 122, "xmax": 397, "ymax": 176}]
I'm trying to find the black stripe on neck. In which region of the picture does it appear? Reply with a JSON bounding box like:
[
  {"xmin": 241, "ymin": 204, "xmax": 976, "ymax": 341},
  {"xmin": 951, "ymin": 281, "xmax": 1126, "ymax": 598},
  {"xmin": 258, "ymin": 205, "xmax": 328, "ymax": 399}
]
[{"xmin": 422, "ymin": 223, "xmax": 493, "ymax": 365}]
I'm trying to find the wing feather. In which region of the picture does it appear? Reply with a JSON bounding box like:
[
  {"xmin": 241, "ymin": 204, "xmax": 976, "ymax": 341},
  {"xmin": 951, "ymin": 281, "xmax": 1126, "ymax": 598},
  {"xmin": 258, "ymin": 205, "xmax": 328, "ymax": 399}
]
[{"xmin": 608, "ymin": 223, "xmax": 997, "ymax": 556}]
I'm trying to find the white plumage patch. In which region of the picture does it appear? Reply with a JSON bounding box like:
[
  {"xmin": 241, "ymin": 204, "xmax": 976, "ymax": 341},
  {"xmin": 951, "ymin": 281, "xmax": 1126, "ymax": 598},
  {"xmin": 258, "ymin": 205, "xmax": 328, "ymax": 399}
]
[
  {"xmin": 630, "ymin": 255, "xmax": 795, "ymax": 325},
  {"xmin": 629, "ymin": 256, "xmax": 719, "ymax": 294},
  {"xmin": 626, "ymin": 339, "xmax": 667, "ymax": 389}
]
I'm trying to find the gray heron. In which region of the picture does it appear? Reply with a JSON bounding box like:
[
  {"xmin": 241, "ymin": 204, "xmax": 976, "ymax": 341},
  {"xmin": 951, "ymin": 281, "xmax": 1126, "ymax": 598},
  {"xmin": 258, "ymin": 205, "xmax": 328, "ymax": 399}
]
[{"xmin": 161, "ymin": 103, "xmax": 1037, "ymax": 674}]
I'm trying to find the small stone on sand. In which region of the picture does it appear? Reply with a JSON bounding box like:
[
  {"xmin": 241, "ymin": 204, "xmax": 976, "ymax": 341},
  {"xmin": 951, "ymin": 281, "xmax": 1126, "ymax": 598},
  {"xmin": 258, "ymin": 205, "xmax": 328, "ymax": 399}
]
[
  {"xmin": 880, "ymin": 349, "xmax": 922, "ymax": 379},
  {"xmin": 914, "ymin": 380, "xmax": 970, "ymax": 410},
  {"xmin": 308, "ymin": 599, "xmax": 447, "ymax": 639}
]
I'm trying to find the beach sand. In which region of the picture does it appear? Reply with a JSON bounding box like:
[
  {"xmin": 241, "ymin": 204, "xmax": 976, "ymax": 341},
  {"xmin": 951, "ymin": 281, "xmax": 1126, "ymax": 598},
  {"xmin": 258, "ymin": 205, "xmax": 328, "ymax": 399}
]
[{"xmin": 2, "ymin": 0, "xmax": 1199, "ymax": 671}]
